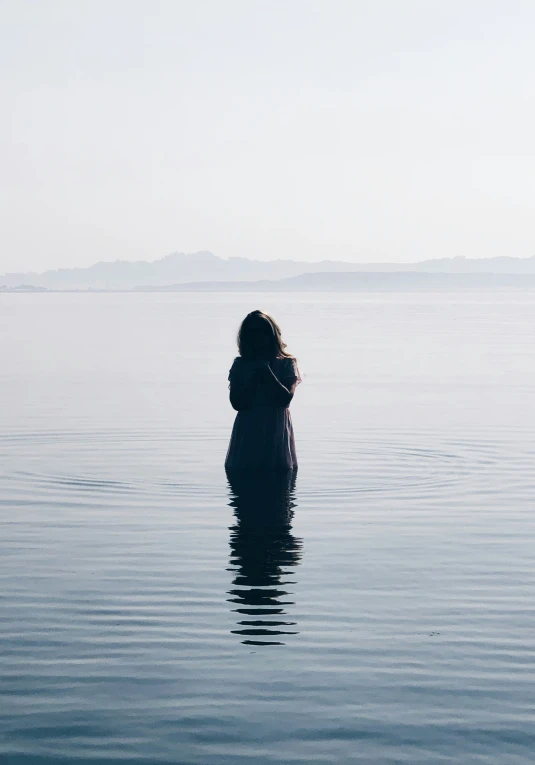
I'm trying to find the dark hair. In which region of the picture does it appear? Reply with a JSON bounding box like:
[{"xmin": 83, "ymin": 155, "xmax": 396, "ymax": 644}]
[{"xmin": 237, "ymin": 310, "xmax": 294, "ymax": 361}]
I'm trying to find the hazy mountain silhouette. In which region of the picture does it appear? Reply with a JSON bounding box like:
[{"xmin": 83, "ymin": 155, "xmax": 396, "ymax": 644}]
[
  {"xmin": 2, "ymin": 251, "xmax": 535, "ymax": 290},
  {"xmin": 137, "ymin": 271, "xmax": 535, "ymax": 292}
]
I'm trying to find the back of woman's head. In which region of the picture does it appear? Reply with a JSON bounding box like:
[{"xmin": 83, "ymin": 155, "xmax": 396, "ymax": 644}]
[{"xmin": 237, "ymin": 310, "xmax": 292, "ymax": 360}]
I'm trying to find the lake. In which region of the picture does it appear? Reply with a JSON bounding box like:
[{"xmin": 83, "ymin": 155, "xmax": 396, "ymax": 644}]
[{"xmin": 1, "ymin": 291, "xmax": 535, "ymax": 764}]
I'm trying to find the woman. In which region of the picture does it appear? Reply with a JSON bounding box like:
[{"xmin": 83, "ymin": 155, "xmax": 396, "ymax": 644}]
[{"xmin": 225, "ymin": 310, "xmax": 301, "ymax": 471}]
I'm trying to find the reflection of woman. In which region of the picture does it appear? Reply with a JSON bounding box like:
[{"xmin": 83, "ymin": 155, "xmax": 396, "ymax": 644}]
[
  {"xmin": 226, "ymin": 469, "xmax": 302, "ymax": 646},
  {"xmin": 225, "ymin": 310, "xmax": 301, "ymax": 471}
]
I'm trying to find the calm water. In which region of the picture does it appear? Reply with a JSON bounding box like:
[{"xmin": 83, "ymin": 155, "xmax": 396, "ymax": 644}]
[{"xmin": 1, "ymin": 291, "xmax": 535, "ymax": 765}]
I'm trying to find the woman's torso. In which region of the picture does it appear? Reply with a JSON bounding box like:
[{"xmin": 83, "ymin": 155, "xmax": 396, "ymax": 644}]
[{"xmin": 233, "ymin": 357, "xmax": 297, "ymax": 409}]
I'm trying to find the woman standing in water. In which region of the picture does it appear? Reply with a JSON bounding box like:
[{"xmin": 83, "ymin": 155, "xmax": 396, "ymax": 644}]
[{"xmin": 225, "ymin": 310, "xmax": 301, "ymax": 471}]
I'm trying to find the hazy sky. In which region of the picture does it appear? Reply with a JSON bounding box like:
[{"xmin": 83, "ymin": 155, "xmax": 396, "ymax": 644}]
[{"xmin": 2, "ymin": 0, "xmax": 534, "ymax": 273}]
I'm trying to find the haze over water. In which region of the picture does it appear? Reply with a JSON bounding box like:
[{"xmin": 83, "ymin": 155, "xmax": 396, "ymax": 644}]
[{"xmin": 1, "ymin": 291, "xmax": 535, "ymax": 764}]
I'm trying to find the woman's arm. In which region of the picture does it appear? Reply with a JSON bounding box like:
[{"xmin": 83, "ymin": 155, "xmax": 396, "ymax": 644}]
[
  {"xmin": 229, "ymin": 368, "xmax": 263, "ymax": 411},
  {"xmin": 258, "ymin": 366, "xmax": 297, "ymax": 407}
]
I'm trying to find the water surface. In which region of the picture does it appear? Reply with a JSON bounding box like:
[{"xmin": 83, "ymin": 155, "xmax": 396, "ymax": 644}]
[{"xmin": 1, "ymin": 291, "xmax": 535, "ymax": 764}]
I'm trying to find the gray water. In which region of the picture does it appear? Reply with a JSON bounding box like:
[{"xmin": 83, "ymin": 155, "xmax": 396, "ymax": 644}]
[{"xmin": 1, "ymin": 291, "xmax": 535, "ymax": 765}]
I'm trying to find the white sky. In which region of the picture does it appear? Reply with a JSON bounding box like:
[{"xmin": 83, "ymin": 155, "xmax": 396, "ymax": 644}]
[{"xmin": 1, "ymin": 0, "xmax": 534, "ymax": 272}]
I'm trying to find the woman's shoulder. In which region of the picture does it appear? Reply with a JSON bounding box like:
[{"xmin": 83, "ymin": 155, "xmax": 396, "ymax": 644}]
[
  {"xmin": 231, "ymin": 356, "xmax": 257, "ymax": 369},
  {"xmin": 274, "ymin": 355, "xmax": 301, "ymax": 380},
  {"xmin": 229, "ymin": 355, "xmax": 255, "ymax": 376}
]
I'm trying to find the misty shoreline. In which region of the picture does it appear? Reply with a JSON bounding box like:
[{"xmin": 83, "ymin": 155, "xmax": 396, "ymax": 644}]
[{"xmin": 3, "ymin": 271, "xmax": 535, "ymax": 293}]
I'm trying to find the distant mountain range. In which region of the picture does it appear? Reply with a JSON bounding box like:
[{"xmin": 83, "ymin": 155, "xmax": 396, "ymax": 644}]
[
  {"xmin": 136, "ymin": 272, "xmax": 535, "ymax": 292},
  {"xmin": 2, "ymin": 251, "xmax": 535, "ymax": 290},
  {"xmin": 3, "ymin": 271, "xmax": 535, "ymax": 293}
]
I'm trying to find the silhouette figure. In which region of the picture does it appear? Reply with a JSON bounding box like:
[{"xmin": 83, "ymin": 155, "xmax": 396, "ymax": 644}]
[
  {"xmin": 226, "ymin": 469, "xmax": 303, "ymax": 646},
  {"xmin": 225, "ymin": 310, "xmax": 301, "ymax": 470}
]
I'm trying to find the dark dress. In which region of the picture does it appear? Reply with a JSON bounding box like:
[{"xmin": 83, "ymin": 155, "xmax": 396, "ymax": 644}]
[{"xmin": 225, "ymin": 356, "xmax": 301, "ymax": 471}]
